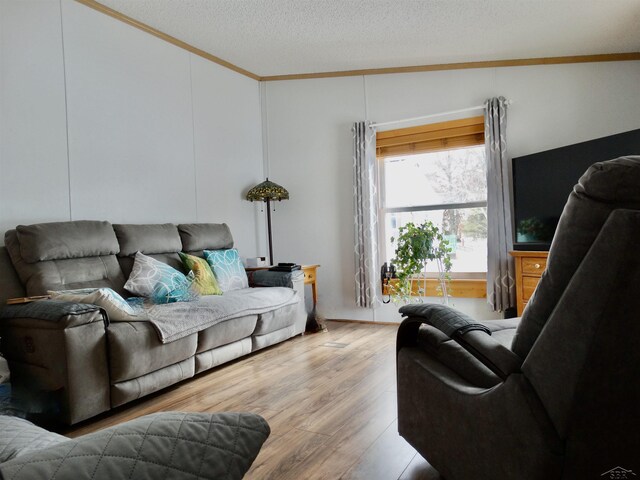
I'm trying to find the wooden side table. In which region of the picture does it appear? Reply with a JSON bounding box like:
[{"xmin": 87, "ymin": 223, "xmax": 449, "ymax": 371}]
[
  {"xmin": 510, "ymin": 251, "xmax": 548, "ymax": 316},
  {"xmin": 301, "ymin": 265, "xmax": 320, "ymax": 307},
  {"xmin": 245, "ymin": 264, "xmax": 320, "ymax": 307}
]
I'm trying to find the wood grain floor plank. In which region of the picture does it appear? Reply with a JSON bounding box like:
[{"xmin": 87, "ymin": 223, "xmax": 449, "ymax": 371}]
[
  {"xmin": 281, "ymin": 391, "xmax": 399, "ymax": 480},
  {"xmin": 63, "ymin": 321, "xmax": 442, "ymax": 479},
  {"xmin": 343, "ymin": 420, "xmax": 417, "ymax": 480},
  {"xmin": 244, "ymin": 427, "xmax": 329, "ymax": 480}
]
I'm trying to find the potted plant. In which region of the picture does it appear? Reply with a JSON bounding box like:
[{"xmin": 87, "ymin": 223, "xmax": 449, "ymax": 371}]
[
  {"xmin": 517, "ymin": 217, "xmax": 551, "ymax": 242},
  {"xmin": 389, "ymin": 221, "xmax": 453, "ymax": 305}
]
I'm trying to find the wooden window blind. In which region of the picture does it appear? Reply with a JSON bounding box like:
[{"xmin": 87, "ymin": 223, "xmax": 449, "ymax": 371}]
[{"xmin": 376, "ymin": 115, "xmax": 484, "ymax": 157}]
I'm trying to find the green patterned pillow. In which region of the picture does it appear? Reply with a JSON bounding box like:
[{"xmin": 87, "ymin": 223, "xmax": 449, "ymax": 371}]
[{"xmin": 179, "ymin": 252, "xmax": 222, "ymax": 295}]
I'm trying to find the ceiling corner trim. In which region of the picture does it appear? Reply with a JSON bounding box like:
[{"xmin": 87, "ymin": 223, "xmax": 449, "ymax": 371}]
[
  {"xmin": 73, "ymin": 0, "xmax": 262, "ymax": 81},
  {"xmin": 69, "ymin": 1, "xmax": 640, "ymax": 83},
  {"xmin": 260, "ymin": 52, "xmax": 640, "ymax": 82}
]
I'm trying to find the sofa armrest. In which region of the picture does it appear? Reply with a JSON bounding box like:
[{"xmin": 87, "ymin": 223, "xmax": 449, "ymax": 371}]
[
  {"xmin": 249, "ymin": 270, "xmax": 307, "ymax": 335},
  {"xmin": 0, "ymin": 301, "xmax": 110, "ymax": 424},
  {"xmin": 1, "ymin": 300, "xmax": 106, "ymax": 329},
  {"xmin": 0, "ymin": 412, "xmax": 270, "ymax": 480},
  {"xmin": 248, "ymin": 269, "xmax": 303, "ymax": 288},
  {"xmin": 398, "ymin": 304, "xmax": 522, "ymax": 380}
]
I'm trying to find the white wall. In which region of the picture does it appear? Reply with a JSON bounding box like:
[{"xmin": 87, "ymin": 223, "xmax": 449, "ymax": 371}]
[
  {"xmin": 265, "ymin": 61, "xmax": 640, "ymax": 322},
  {"xmin": 3, "ymin": 0, "xmax": 639, "ymax": 322},
  {"xmin": 0, "ymin": 0, "xmax": 265, "ymax": 257},
  {"xmin": 0, "ymin": 0, "xmax": 70, "ymax": 232}
]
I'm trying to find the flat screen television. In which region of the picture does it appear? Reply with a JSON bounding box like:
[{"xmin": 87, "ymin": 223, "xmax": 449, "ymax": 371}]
[{"xmin": 512, "ymin": 128, "xmax": 640, "ymax": 251}]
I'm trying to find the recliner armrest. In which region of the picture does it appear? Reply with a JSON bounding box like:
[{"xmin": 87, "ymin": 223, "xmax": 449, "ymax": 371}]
[
  {"xmin": 399, "ymin": 304, "xmax": 491, "ymax": 337},
  {"xmin": 455, "ymin": 330, "xmax": 522, "ymax": 379},
  {"xmin": 398, "ymin": 304, "xmax": 522, "ymax": 380}
]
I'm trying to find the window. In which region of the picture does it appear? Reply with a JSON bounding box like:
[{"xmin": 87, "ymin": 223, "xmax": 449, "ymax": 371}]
[{"xmin": 377, "ymin": 116, "xmax": 487, "ymax": 280}]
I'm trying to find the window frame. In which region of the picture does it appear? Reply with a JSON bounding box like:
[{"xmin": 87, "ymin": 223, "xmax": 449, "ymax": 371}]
[{"xmin": 376, "ymin": 116, "xmax": 488, "ymax": 289}]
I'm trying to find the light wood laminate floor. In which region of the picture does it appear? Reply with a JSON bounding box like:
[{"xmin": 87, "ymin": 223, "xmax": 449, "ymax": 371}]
[{"xmin": 65, "ymin": 321, "xmax": 442, "ymax": 479}]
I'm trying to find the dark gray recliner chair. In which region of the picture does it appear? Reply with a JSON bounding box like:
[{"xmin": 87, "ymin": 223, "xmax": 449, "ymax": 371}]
[{"xmin": 397, "ymin": 156, "xmax": 640, "ymax": 480}]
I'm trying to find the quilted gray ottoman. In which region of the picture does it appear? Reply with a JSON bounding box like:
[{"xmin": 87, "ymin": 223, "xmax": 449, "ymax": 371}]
[{"xmin": 0, "ymin": 411, "xmax": 269, "ymax": 479}]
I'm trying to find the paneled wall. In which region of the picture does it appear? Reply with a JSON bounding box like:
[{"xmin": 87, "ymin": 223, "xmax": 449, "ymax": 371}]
[
  {"xmin": 265, "ymin": 61, "xmax": 640, "ymax": 322},
  {"xmin": 0, "ymin": 0, "xmax": 70, "ymax": 231},
  {"xmin": 0, "ymin": 0, "xmax": 265, "ymax": 256},
  {"xmin": 3, "ymin": 0, "xmax": 639, "ymax": 322}
]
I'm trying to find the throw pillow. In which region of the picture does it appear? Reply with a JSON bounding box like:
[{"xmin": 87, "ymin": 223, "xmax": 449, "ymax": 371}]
[
  {"xmin": 124, "ymin": 252, "xmax": 198, "ymax": 303},
  {"xmin": 203, "ymin": 248, "xmax": 249, "ymax": 292},
  {"xmin": 178, "ymin": 252, "xmax": 222, "ymax": 295},
  {"xmin": 150, "ymin": 270, "xmax": 199, "ymax": 304},
  {"xmin": 48, "ymin": 288, "xmax": 147, "ymax": 321}
]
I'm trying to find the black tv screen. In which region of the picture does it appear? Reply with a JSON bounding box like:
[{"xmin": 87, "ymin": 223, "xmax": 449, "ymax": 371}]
[{"xmin": 512, "ymin": 128, "xmax": 640, "ymax": 251}]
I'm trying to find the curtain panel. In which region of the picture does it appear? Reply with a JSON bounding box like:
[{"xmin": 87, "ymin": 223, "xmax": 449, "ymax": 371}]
[
  {"xmin": 353, "ymin": 121, "xmax": 379, "ymax": 308},
  {"xmin": 485, "ymin": 97, "xmax": 516, "ymax": 312}
]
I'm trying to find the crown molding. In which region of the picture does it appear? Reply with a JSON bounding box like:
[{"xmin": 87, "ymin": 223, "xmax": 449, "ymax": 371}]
[
  {"xmin": 75, "ymin": 0, "xmax": 261, "ymax": 80},
  {"xmin": 260, "ymin": 53, "xmax": 640, "ymax": 81},
  {"xmin": 73, "ymin": 1, "xmax": 640, "ymax": 83}
]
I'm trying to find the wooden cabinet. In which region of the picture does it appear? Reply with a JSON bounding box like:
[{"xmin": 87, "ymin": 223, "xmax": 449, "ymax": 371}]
[{"xmin": 510, "ymin": 251, "xmax": 548, "ymax": 316}]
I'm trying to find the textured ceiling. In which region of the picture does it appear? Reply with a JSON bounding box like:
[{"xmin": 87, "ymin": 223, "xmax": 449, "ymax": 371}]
[{"xmin": 96, "ymin": 0, "xmax": 640, "ymax": 77}]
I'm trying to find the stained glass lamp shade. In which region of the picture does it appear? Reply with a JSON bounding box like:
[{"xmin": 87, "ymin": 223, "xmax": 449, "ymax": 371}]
[{"xmin": 246, "ymin": 178, "xmax": 289, "ymax": 264}]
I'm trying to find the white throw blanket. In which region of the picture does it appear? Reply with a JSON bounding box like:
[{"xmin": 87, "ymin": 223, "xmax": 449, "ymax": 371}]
[{"xmin": 141, "ymin": 287, "xmax": 297, "ymax": 343}]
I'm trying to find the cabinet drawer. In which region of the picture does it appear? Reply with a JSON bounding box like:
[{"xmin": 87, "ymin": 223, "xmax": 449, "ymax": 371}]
[
  {"xmin": 522, "ymin": 276, "xmax": 540, "ymax": 301},
  {"xmin": 522, "ymin": 257, "xmax": 547, "ymax": 275}
]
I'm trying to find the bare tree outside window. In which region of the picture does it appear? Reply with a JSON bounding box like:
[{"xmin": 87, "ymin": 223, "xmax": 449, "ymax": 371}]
[{"xmin": 382, "ymin": 145, "xmax": 487, "ymax": 275}]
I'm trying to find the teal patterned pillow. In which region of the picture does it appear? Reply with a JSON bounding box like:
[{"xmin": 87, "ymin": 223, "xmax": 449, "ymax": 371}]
[
  {"xmin": 124, "ymin": 252, "xmax": 198, "ymax": 304},
  {"xmin": 151, "ymin": 270, "xmax": 198, "ymax": 304},
  {"xmin": 203, "ymin": 248, "xmax": 249, "ymax": 292}
]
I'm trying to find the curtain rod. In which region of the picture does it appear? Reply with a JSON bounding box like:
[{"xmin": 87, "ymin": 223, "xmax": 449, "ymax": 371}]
[
  {"xmin": 370, "ymin": 105, "xmax": 484, "ymax": 129},
  {"xmin": 370, "ymin": 100, "xmax": 512, "ymax": 129}
]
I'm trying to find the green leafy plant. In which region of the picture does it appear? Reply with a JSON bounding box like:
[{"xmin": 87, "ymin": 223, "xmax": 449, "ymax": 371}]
[
  {"xmin": 390, "ymin": 221, "xmax": 452, "ymax": 305},
  {"xmin": 517, "ymin": 217, "xmax": 554, "ymax": 242},
  {"xmin": 517, "ymin": 217, "xmax": 545, "ymax": 236}
]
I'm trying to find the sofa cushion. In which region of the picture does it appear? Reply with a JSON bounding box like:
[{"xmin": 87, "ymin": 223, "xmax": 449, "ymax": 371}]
[
  {"xmin": 14, "ymin": 221, "xmax": 118, "ymax": 263},
  {"xmin": 196, "ymin": 338, "xmax": 252, "ymax": 373},
  {"xmin": 5, "ymin": 229, "xmax": 126, "ymax": 297},
  {"xmin": 197, "ymin": 315, "xmax": 258, "ymax": 353},
  {"xmin": 253, "ymin": 303, "xmax": 298, "ymax": 335},
  {"xmin": 113, "ymin": 223, "xmax": 182, "ymax": 257},
  {"xmin": 178, "ymin": 223, "xmax": 234, "ymax": 252},
  {"xmin": 178, "ymin": 252, "xmax": 222, "ymax": 295},
  {"xmin": 0, "ymin": 415, "xmax": 68, "ymax": 462},
  {"xmin": 252, "ymin": 325, "xmax": 297, "ymax": 351},
  {"xmin": 203, "ymin": 248, "xmax": 249, "ymax": 291},
  {"xmin": 107, "ymin": 321, "xmax": 197, "ymax": 383},
  {"xmin": 111, "ymin": 358, "xmax": 195, "ymax": 408},
  {"xmin": 142, "ymin": 287, "xmax": 297, "ymax": 343}
]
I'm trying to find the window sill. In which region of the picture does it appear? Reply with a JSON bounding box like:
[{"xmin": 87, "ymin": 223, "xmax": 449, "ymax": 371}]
[{"xmin": 382, "ymin": 278, "xmax": 486, "ymax": 299}]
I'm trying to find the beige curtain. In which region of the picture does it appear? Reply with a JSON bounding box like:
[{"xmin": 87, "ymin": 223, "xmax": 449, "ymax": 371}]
[
  {"xmin": 485, "ymin": 97, "xmax": 516, "ymax": 312},
  {"xmin": 353, "ymin": 121, "xmax": 379, "ymax": 308}
]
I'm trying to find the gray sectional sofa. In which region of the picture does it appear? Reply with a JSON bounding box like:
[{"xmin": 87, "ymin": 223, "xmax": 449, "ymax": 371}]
[{"xmin": 0, "ymin": 221, "xmax": 306, "ymax": 424}]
